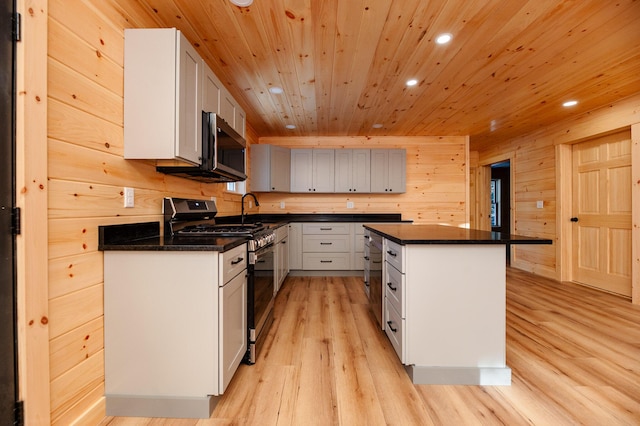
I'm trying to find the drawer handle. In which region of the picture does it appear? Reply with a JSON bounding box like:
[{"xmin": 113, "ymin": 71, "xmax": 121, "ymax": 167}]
[
  {"xmin": 231, "ymin": 257, "xmax": 244, "ymax": 265},
  {"xmin": 387, "ymin": 321, "xmax": 397, "ymax": 333},
  {"xmin": 320, "ymin": 242, "xmax": 333, "ymax": 245},
  {"xmin": 372, "ymin": 260, "xmax": 381, "ymax": 264},
  {"xmin": 387, "ymin": 282, "xmax": 397, "ymax": 291},
  {"xmin": 320, "ymin": 227, "xmax": 333, "ymax": 231},
  {"xmin": 257, "ymin": 260, "xmax": 266, "ymax": 264},
  {"xmin": 364, "ymin": 256, "xmax": 370, "ymax": 260},
  {"xmin": 320, "ymin": 260, "xmax": 333, "ymax": 263},
  {"xmin": 281, "ymin": 241, "xmax": 287, "ymax": 244},
  {"xmin": 386, "ymin": 250, "xmax": 397, "ymax": 257}
]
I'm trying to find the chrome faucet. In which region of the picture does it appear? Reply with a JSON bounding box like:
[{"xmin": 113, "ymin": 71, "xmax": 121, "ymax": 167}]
[{"xmin": 241, "ymin": 193, "xmax": 260, "ymax": 225}]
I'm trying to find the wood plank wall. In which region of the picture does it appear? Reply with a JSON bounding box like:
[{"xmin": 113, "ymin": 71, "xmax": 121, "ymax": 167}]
[
  {"xmin": 470, "ymin": 93, "xmax": 640, "ymax": 298},
  {"xmin": 44, "ymin": 0, "xmax": 255, "ymax": 423},
  {"xmin": 253, "ymin": 136, "xmax": 469, "ymax": 224}
]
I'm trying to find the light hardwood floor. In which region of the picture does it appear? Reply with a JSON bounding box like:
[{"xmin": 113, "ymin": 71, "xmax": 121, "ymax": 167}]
[{"xmin": 100, "ymin": 269, "xmax": 640, "ymax": 425}]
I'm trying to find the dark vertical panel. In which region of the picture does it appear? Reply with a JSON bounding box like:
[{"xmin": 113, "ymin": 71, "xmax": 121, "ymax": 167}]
[
  {"xmin": 491, "ymin": 163, "xmax": 511, "ymax": 263},
  {"xmin": 0, "ymin": 0, "xmax": 18, "ymax": 423}
]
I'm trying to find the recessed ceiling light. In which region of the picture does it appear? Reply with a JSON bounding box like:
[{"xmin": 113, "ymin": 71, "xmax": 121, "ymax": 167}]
[
  {"xmin": 435, "ymin": 33, "xmax": 452, "ymax": 44},
  {"xmin": 563, "ymin": 100, "xmax": 578, "ymax": 107},
  {"xmin": 372, "ymin": 123, "xmax": 383, "ymax": 129},
  {"xmin": 230, "ymin": 0, "xmax": 253, "ymax": 6},
  {"xmin": 285, "ymin": 124, "xmax": 296, "ymax": 129},
  {"xmin": 406, "ymin": 79, "xmax": 418, "ymax": 87},
  {"xmin": 269, "ymin": 86, "xmax": 283, "ymax": 94}
]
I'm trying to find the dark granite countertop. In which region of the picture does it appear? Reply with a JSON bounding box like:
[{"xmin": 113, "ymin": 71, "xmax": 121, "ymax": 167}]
[
  {"xmin": 99, "ymin": 222, "xmax": 248, "ymax": 252},
  {"xmin": 363, "ymin": 224, "xmax": 553, "ymax": 245},
  {"xmin": 99, "ymin": 214, "xmax": 409, "ymax": 252},
  {"xmin": 218, "ymin": 213, "xmax": 406, "ymax": 224}
]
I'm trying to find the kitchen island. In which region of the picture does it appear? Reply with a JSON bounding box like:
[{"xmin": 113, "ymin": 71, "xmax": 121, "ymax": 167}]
[{"xmin": 363, "ymin": 224, "xmax": 551, "ymax": 386}]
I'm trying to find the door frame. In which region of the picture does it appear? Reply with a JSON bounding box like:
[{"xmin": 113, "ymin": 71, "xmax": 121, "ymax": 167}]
[
  {"xmin": 557, "ymin": 126, "xmax": 640, "ymax": 304},
  {"xmin": 1, "ymin": 0, "xmax": 19, "ymax": 422},
  {"xmin": 15, "ymin": 0, "xmax": 51, "ymax": 422},
  {"xmin": 475, "ymin": 153, "xmax": 515, "ymax": 256}
]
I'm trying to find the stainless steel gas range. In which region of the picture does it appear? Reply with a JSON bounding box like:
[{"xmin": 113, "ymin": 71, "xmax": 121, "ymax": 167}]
[{"xmin": 163, "ymin": 197, "xmax": 276, "ymax": 364}]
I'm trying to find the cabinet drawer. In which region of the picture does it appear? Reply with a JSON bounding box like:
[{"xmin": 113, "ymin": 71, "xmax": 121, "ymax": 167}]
[
  {"xmin": 303, "ymin": 223, "xmax": 351, "ymax": 235},
  {"xmin": 385, "ymin": 300, "xmax": 404, "ymax": 362},
  {"xmin": 303, "ymin": 234, "xmax": 350, "ymax": 252},
  {"xmin": 384, "ymin": 239, "xmax": 404, "ymax": 272},
  {"xmin": 385, "ymin": 263, "xmax": 404, "ymax": 315},
  {"xmin": 220, "ymin": 243, "xmax": 247, "ymax": 285},
  {"xmin": 302, "ymin": 253, "xmax": 351, "ymax": 270}
]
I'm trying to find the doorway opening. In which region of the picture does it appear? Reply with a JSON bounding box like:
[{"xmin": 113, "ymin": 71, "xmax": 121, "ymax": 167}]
[{"xmin": 491, "ymin": 161, "xmax": 511, "ymax": 263}]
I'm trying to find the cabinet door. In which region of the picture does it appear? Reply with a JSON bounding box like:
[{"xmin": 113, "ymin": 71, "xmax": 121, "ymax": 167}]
[
  {"xmin": 288, "ymin": 223, "xmax": 303, "ymax": 269},
  {"xmin": 370, "ymin": 149, "xmax": 405, "ymax": 193},
  {"xmin": 352, "ymin": 149, "xmax": 371, "ymax": 192},
  {"xmin": 249, "ymin": 145, "xmax": 271, "ymax": 192},
  {"xmin": 370, "ymin": 149, "xmax": 389, "ymax": 193},
  {"xmin": 220, "ymin": 90, "xmax": 236, "ymax": 129},
  {"xmin": 291, "ymin": 149, "xmax": 313, "ymax": 192},
  {"xmin": 334, "ymin": 150, "xmax": 353, "ymax": 193},
  {"xmin": 271, "ymin": 146, "xmax": 291, "ymax": 192},
  {"xmin": 387, "ymin": 149, "xmax": 406, "ymax": 193},
  {"xmin": 234, "ymin": 106, "xmax": 246, "ymax": 138},
  {"xmin": 176, "ymin": 31, "xmax": 203, "ymax": 165},
  {"xmin": 219, "ymin": 272, "xmax": 247, "ymax": 393},
  {"xmin": 202, "ymin": 65, "xmax": 222, "ymax": 114},
  {"xmin": 312, "ymin": 149, "xmax": 335, "ymax": 192}
]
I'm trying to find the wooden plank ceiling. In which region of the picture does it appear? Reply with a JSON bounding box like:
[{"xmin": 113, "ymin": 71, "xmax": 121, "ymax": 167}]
[{"xmin": 132, "ymin": 0, "xmax": 640, "ymax": 144}]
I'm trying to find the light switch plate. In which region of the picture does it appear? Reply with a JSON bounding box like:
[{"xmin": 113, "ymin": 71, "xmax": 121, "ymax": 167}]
[
  {"xmin": 536, "ymin": 200, "xmax": 544, "ymax": 209},
  {"xmin": 347, "ymin": 201, "xmax": 354, "ymax": 209},
  {"xmin": 280, "ymin": 201, "xmax": 285, "ymax": 209}
]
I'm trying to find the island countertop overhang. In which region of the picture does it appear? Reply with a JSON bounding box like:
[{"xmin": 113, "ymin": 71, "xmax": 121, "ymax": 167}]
[{"xmin": 363, "ymin": 223, "xmax": 553, "ymax": 246}]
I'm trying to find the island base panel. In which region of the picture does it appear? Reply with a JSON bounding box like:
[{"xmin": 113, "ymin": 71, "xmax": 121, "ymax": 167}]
[
  {"xmin": 106, "ymin": 394, "xmax": 219, "ymax": 419},
  {"xmin": 405, "ymin": 365, "xmax": 512, "ymax": 386}
]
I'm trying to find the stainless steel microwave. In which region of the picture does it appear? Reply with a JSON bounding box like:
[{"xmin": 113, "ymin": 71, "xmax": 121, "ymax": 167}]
[{"xmin": 157, "ymin": 112, "xmax": 247, "ymax": 182}]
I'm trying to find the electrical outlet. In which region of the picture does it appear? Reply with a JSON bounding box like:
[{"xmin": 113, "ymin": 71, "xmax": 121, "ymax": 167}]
[
  {"xmin": 124, "ymin": 187, "xmax": 134, "ymax": 208},
  {"xmin": 347, "ymin": 201, "xmax": 354, "ymax": 209},
  {"xmin": 536, "ymin": 200, "xmax": 544, "ymax": 209},
  {"xmin": 280, "ymin": 201, "xmax": 285, "ymax": 209}
]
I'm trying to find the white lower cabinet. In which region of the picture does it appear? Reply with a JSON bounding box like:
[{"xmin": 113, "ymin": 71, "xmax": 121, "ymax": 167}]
[
  {"xmin": 384, "ymin": 297, "xmax": 404, "ymax": 360},
  {"xmin": 104, "ymin": 244, "xmax": 247, "ymax": 418},
  {"xmin": 301, "ymin": 223, "xmax": 352, "ymax": 270},
  {"xmin": 288, "ymin": 223, "xmax": 303, "ymax": 270},
  {"xmin": 218, "ymin": 244, "xmax": 248, "ymax": 393},
  {"xmin": 274, "ymin": 225, "xmax": 289, "ymax": 293},
  {"xmin": 375, "ymin": 233, "xmax": 510, "ymax": 385},
  {"xmin": 383, "ymin": 240, "xmax": 406, "ymax": 362}
]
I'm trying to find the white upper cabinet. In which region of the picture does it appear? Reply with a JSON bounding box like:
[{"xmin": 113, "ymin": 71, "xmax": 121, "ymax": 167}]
[
  {"xmin": 335, "ymin": 149, "xmax": 371, "ymax": 193},
  {"xmin": 220, "ymin": 90, "xmax": 246, "ymax": 138},
  {"xmin": 370, "ymin": 149, "xmax": 406, "ymax": 193},
  {"xmin": 124, "ymin": 28, "xmax": 246, "ymax": 165},
  {"xmin": 291, "ymin": 149, "xmax": 335, "ymax": 193},
  {"xmin": 250, "ymin": 145, "xmax": 291, "ymax": 192},
  {"xmin": 202, "ymin": 64, "xmax": 222, "ymax": 115},
  {"xmin": 124, "ymin": 28, "xmax": 203, "ymax": 165}
]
